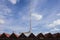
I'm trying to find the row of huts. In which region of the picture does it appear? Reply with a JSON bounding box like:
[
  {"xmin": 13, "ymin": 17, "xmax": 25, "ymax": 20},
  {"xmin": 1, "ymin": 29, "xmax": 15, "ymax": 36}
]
[{"xmin": 0, "ymin": 33, "xmax": 60, "ymax": 40}]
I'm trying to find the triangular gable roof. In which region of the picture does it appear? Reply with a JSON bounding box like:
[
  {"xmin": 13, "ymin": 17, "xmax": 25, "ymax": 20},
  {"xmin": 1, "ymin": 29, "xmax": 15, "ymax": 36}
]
[
  {"xmin": 18, "ymin": 33, "xmax": 27, "ymax": 38},
  {"xmin": 0, "ymin": 33, "xmax": 10, "ymax": 38},
  {"xmin": 45, "ymin": 33, "xmax": 53, "ymax": 38},
  {"xmin": 28, "ymin": 33, "xmax": 36, "ymax": 38},
  {"xmin": 9, "ymin": 33, "xmax": 18, "ymax": 38},
  {"xmin": 37, "ymin": 33, "xmax": 45, "ymax": 38},
  {"xmin": 53, "ymin": 33, "xmax": 60, "ymax": 38}
]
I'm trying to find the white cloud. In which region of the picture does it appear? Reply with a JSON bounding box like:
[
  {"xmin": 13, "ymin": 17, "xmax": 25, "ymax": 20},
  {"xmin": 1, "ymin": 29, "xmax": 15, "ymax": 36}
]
[
  {"xmin": 9, "ymin": 27, "xmax": 26, "ymax": 31},
  {"xmin": 0, "ymin": 4, "xmax": 13, "ymax": 18},
  {"xmin": 21, "ymin": 12, "xmax": 43, "ymax": 21},
  {"xmin": 57, "ymin": 13, "xmax": 60, "ymax": 16},
  {"xmin": 31, "ymin": 13, "xmax": 43, "ymax": 21},
  {"xmin": 0, "ymin": 4, "xmax": 13, "ymax": 26},
  {"xmin": 48, "ymin": 19, "xmax": 60, "ymax": 28},
  {"xmin": 0, "ymin": 25, "xmax": 28, "ymax": 34},
  {"xmin": 21, "ymin": 12, "xmax": 43, "ymax": 27},
  {"xmin": 0, "ymin": 19, "xmax": 5, "ymax": 24},
  {"xmin": 50, "ymin": 28, "xmax": 60, "ymax": 32},
  {"xmin": 8, "ymin": 0, "xmax": 18, "ymax": 4},
  {"xmin": 44, "ymin": 28, "xmax": 60, "ymax": 34},
  {"xmin": 44, "ymin": 32, "xmax": 49, "ymax": 34}
]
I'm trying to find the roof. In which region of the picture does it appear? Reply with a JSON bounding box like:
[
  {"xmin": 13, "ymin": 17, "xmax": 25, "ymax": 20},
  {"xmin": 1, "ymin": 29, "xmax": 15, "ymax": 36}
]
[
  {"xmin": 9, "ymin": 33, "xmax": 18, "ymax": 38},
  {"xmin": 28, "ymin": 33, "xmax": 36, "ymax": 38},
  {"xmin": 0, "ymin": 33, "xmax": 10, "ymax": 38},
  {"xmin": 37, "ymin": 33, "xmax": 45, "ymax": 38},
  {"xmin": 53, "ymin": 33, "xmax": 60, "ymax": 38},
  {"xmin": 18, "ymin": 33, "xmax": 27, "ymax": 38},
  {"xmin": 0, "ymin": 33, "xmax": 60, "ymax": 38},
  {"xmin": 45, "ymin": 33, "xmax": 53, "ymax": 38}
]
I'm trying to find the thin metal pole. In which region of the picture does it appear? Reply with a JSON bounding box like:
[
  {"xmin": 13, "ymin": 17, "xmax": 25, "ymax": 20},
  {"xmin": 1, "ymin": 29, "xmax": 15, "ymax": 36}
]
[
  {"xmin": 29, "ymin": 1, "xmax": 32, "ymax": 33},
  {"xmin": 30, "ymin": 11, "xmax": 32, "ymax": 33}
]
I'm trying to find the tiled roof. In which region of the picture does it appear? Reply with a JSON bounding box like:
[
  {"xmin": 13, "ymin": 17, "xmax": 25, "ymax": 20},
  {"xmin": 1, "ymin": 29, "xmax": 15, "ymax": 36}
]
[
  {"xmin": 53, "ymin": 33, "xmax": 60, "ymax": 38},
  {"xmin": 37, "ymin": 33, "xmax": 45, "ymax": 38},
  {"xmin": 44, "ymin": 33, "xmax": 53, "ymax": 38},
  {"xmin": 0, "ymin": 33, "xmax": 10, "ymax": 38},
  {"xmin": 9, "ymin": 33, "xmax": 18, "ymax": 38},
  {"xmin": 0, "ymin": 33, "xmax": 60, "ymax": 39},
  {"xmin": 28, "ymin": 33, "xmax": 36, "ymax": 38},
  {"xmin": 18, "ymin": 33, "xmax": 27, "ymax": 38}
]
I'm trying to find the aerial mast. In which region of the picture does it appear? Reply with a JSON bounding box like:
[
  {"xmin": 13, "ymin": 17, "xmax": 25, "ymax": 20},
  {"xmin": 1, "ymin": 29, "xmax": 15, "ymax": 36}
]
[{"xmin": 19, "ymin": 1, "xmax": 32, "ymax": 34}]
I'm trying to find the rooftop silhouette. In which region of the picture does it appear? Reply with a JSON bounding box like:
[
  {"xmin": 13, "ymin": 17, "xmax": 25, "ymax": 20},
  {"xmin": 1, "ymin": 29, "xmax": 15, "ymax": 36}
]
[{"xmin": 0, "ymin": 33, "xmax": 60, "ymax": 40}]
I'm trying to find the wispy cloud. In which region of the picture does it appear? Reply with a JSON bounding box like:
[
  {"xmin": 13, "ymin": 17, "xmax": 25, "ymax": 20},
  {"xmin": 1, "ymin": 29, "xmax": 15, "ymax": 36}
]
[
  {"xmin": 31, "ymin": 13, "xmax": 43, "ymax": 21},
  {"xmin": 0, "ymin": 19, "xmax": 5, "ymax": 24},
  {"xmin": 44, "ymin": 28, "xmax": 60, "ymax": 34},
  {"xmin": 21, "ymin": 12, "xmax": 43, "ymax": 27},
  {"xmin": 57, "ymin": 13, "xmax": 60, "ymax": 16},
  {"xmin": 0, "ymin": 5, "xmax": 12, "ymax": 18},
  {"xmin": 0, "ymin": 4, "xmax": 13, "ymax": 25},
  {"xmin": 8, "ymin": 0, "xmax": 19, "ymax": 4},
  {"xmin": 47, "ymin": 19, "xmax": 60, "ymax": 28},
  {"xmin": 50, "ymin": 28, "xmax": 60, "ymax": 32}
]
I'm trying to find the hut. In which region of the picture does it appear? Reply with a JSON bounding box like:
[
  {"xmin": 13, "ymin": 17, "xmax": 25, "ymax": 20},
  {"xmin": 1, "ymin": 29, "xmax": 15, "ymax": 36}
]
[
  {"xmin": 28, "ymin": 33, "xmax": 37, "ymax": 40},
  {"xmin": 53, "ymin": 33, "xmax": 60, "ymax": 38},
  {"xmin": 53, "ymin": 33, "xmax": 60, "ymax": 40},
  {"xmin": 44, "ymin": 33, "xmax": 54, "ymax": 40},
  {"xmin": 9, "ymin": 33, "xmax": 18, "ymax": 40},
  {"xmin": 37, "ymin": 33, "xmax": 45, "ymax": 39},
  {"xmin": 0, "ymin": 33, "xmax": 10, "ymax": 40},
  {"xmin": 18, "ymin": 33, "xmax": 27, "ymax": 40}
]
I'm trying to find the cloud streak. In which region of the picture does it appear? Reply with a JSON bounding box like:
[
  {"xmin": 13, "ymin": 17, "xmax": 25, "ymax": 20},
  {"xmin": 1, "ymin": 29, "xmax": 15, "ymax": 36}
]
[
  {"xmin": 8, "ymin": 0, "xmax": 17, "ymax": 4},
  {"xmin": 31, "ymin": 13, "xmax": 43, "ymax": 21},
  {"xmin": 48, "ymin": 19, "xmax": 60, "ymax": 28},
  {"xmin": 0, "ymin": 19, "xmax": 5, "ymax": 24}
]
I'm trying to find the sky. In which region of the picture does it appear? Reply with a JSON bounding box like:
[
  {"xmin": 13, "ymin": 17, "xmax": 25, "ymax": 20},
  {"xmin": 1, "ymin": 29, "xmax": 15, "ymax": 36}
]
[{"xmin": 0, "ymin": 0, "xmax": 60, "ymax": 35}]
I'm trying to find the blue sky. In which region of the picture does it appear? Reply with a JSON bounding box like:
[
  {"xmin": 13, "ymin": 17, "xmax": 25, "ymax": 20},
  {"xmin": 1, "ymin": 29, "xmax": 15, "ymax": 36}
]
[{"xmin": 0, "ymin": 0, "xmax": 60, "ymax": 35}]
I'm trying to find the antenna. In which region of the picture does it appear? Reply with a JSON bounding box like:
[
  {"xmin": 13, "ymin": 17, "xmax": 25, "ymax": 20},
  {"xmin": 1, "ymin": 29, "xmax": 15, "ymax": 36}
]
[
  {"xmin": 29, "ymin": 9, "xmax": 32, "ymax": 33},
  {"xmin": 29, "ymin": 1, "xmax": 32, "ymax": 33},
  {"xmin": 19, "ymin": 1, "xmax": 32, "ymax": 34}
]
